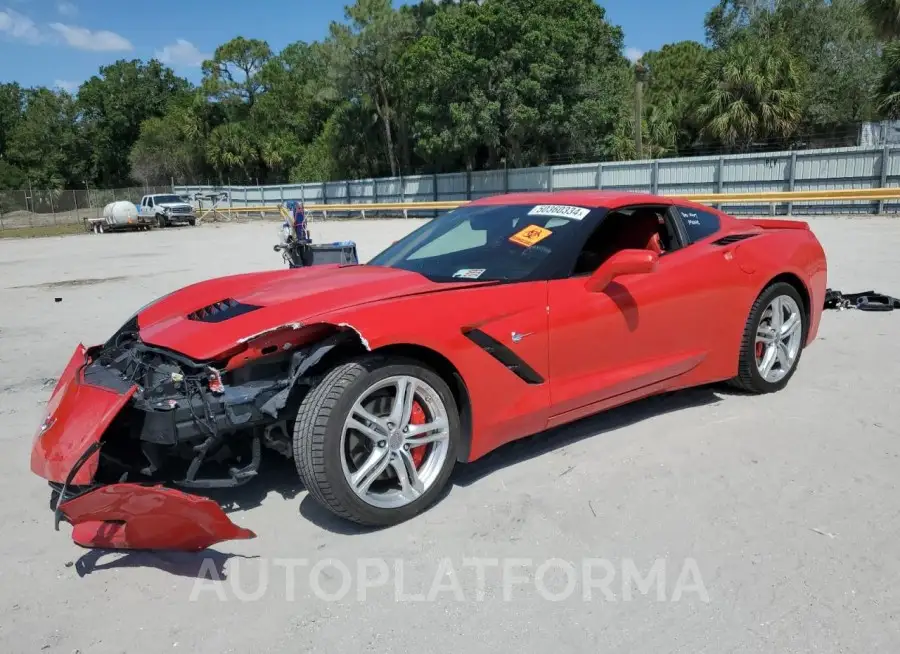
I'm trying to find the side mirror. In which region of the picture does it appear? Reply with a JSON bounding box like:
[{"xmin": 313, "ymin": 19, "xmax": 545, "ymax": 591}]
[{"xmin": 585, "ymin": 249, "xmax": 658, "ymax": 293}]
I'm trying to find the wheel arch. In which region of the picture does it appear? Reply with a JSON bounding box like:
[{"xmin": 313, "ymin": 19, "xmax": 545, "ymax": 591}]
[
  {"xmin": 370, "ymin": 343, "xmax": 473, "ymax": 463},
  {"xmin": 759, "ymin": 271, "xmax": 811, "ymax": 334},
  {"xmin": 311, "ymin": 335, "xmax": 474, "ymax": 464}
]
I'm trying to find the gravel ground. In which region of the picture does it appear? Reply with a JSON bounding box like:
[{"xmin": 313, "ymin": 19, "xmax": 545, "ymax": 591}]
[{"xmin": 1, "ymin": 215, "xmax": 899, "ymax": 653}]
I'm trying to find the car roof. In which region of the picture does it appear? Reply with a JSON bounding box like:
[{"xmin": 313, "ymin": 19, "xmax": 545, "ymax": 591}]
[{"xmin": 467, "ymin": 190, "xmax": 712, "ymax": 212}]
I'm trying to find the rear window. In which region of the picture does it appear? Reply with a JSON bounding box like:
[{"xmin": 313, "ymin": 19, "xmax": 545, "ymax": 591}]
[{"xmin": 677, "ymin": 207, "xmax": 720, "ymax": 242}]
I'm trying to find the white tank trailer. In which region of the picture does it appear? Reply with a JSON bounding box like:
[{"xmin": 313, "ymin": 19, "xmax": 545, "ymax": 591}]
[{"xmin": 87, "ymin": 201, "xmax": 154, "ymax": 233}]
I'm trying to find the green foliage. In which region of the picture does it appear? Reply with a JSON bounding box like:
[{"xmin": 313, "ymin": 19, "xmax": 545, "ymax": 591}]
[
  {"xmin": 6, "ymin": 87, "xmax": 84, "ymax": 189},
  {"xmin": 1, "ymin": 0, "xmax": 898, "ymax": 191},
  {"xmin": 863, "ymin": 0, "xmax": 900, "ymax": 40},
  {"xmin": 640, "ymin": 41, "xmax": 710, "ymax": 153},
  {"xmin": 201, "ymin": 37, "xmax": 273, "ymax": 113},
  {"xmin": 128, "ymin": 94, "xmax": 208, "ymax": 185},
  {"xmin": 704, "ymin": 0, "xmax": 881, "ymax": 129},
  {"xmin": 77, "ymin": 59, "xmax": 191, "ymax": 186},
  {"xmin": 877, "ymin": 41, "xmax": 900, "ymax": 117},
  {"xmin": 697, "ymin": 37, "xmax": 804, "ymax": 150}
]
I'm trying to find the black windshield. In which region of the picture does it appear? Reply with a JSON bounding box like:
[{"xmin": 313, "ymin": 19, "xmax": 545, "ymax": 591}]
[
  {"xmin": 368, "ymin": 203, "xmax": 597, "ymax": 282},
  {"xmin": 154, "ymin": 195, "xmax": 185, "ymax": 203}
]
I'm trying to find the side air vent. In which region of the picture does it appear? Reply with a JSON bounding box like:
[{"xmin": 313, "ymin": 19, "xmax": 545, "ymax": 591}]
[
  {"xmin": 462, "ymin": 328, "xmax": 544, "ymax": 384},
  {"xmin": 712, "ymin": 233, "xmax": 758, "ymax": 246},
  {"xmin": 187, "ymin": 298, "xmax": 262, "ymax": 323}
]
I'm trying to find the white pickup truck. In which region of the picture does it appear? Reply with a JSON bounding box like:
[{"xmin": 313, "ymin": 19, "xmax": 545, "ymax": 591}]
[{"xmin": 139, "ymin": 193, "xmax": 197, "ymax": 228}]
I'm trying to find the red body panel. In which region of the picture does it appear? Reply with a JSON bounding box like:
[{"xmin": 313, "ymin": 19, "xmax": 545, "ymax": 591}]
[
  {"xmin": 30, "ymin": 344, "xmax": 137, "ymax": 485},
  {"xmin": 59, "ymin": 484, "xmax": 256, "ymax": 551},
  {"xmin": 317, "ymin": 281, "xmax": 555, "ymax": 457},
  {"xmin": 139, "ymin": 264, "xmax": 495, "ymax": 361},
  {"xmin": 741, "ymin": 218, "xmax": 810, "ymax": 231},
  {"xmin": 730, "ymin": 228, "xmax": 828, "ymax": 345},
  {"xmin": 545, "ymin": 239, "xmax": 748, "ymax": 421}
]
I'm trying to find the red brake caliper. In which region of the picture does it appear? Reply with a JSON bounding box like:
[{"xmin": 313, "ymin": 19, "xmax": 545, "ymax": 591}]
[{"xmin": 409, "ymin": 401, "xmax": 428, "ymax": 468}]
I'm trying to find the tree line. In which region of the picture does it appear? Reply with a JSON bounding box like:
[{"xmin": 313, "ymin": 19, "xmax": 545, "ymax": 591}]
[{"xmin": 2, "ymin": 0, "xmax": 900, "ymax": 191}]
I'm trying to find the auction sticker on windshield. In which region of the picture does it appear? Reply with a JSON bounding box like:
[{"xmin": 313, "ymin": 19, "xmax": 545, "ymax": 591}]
[
  {"xmin": 509, "ymin": 224, "xmax": 553, "ymax": 247},
  {"xmin": 452, "ymin": 268, "xmax": 486, "ymax": 279},
  {"xmin": 528, "ymin": 204, "xmax": 591, "ymax": 220}
]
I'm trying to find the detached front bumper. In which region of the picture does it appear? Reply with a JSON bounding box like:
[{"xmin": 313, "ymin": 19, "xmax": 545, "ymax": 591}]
[
  {"xmin": 57, "ymin": 483, "xmax": 255, "ymax": 551},
  {"xmin": 30, "ymin": 344, "xmax": 136, "ymax": 485},
  {"xmin": 31, "ymin": 344, "xmax": 256, "ymax": 551}
]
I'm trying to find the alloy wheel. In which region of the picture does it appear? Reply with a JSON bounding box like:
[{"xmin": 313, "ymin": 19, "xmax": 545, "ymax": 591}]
[
  {"xmin": 755, "ymin": 294, "xmax": 803, "ymax": 383},
  {"xmin": 340, "ymin": 375, "xmax": 451, "ymax": 509}
]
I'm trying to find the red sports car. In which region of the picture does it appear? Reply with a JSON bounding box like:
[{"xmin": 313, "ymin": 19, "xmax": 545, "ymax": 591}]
[{"xmin": 30, "ymin": 191, "xmax": 828, "ymax": 551}]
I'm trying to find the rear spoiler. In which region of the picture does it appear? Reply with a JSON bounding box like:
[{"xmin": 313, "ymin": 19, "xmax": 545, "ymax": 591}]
[{"xmin": 740, "ymin": 218, "xmax": 810, "ymax": 231}]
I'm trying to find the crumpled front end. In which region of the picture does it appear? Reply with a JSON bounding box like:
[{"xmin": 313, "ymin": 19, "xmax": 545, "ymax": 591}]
[
  {"xmin": 30, "ymin": 338, "xmax": 267, "ymax": 551},
  {"xmin": 30, "ymin": 316, "xmax": 359, "ymax": 552}
]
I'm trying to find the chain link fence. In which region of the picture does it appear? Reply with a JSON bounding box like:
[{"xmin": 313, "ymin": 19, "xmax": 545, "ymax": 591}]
[{"xmin": 0, "ymin": 186, "xmax": 172, "ymax": 231}]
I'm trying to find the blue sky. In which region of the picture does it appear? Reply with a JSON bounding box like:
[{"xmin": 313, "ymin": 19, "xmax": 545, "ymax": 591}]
[{"xmin": 0, "ymin": 0, "xmax": 712, "ymax": 92}]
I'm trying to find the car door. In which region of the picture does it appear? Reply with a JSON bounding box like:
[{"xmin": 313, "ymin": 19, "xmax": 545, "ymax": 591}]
[{"xmin": 545, "ymin": 204, "xmax": 745, "ymax": 427}]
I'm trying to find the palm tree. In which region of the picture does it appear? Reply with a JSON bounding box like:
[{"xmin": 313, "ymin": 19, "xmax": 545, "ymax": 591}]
[
  {"xmin": 205, "ymin": 123, "xmax": 255, "ymax": 181},
  {"xmin": 696, "ymin": 39, "xmax": 803, "ymax": 152},
  {"xmin": 878, "ymin": 41, "xmax": 900, "ymax": 116},
  {"xmin": 863, "ymin": 0, "xmax": 900, "ymax": 40}
]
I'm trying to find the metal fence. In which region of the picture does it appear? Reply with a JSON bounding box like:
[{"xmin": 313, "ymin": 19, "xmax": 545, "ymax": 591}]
[
  {"xmin": 175, "ymin": 145, "xmax": 900, "ymax": 218},
  {"xmin": 6, "ymin": 145, "xmax": 900, "ymax": 231},
  {"xmin": 0, "ymin": 186, "xmax": 171, "ymax": 230}
]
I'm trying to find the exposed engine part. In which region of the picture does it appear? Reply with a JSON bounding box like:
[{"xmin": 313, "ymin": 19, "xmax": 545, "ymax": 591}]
[
  {"xmin": 262, "ymin": 422, "xmax": 293, "ymax": 458},
  {"xmin": 77, "ymin": 328, "xmax": 358, "ymax": 489}
]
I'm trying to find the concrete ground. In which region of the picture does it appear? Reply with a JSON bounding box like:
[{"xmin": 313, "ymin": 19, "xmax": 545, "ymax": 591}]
[{"xmin": 1, "ymin": 215, "xmax": 899, "ymax": 653}]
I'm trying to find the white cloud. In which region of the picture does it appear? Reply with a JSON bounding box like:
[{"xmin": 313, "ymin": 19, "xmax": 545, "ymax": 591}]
[
  {"xmin": 54, "ymin": 79, "xmax": 79, "ymax": 93},
  {"xmin": 155, "ymin": 38, "xmax": 210, "ymax": 67},
  {"xmin": 49, "ymin": 22, "xmax": 132, "ymax": 51},
  {"xmin": 625, "ymin": 46, "xmax": 644, "ymax": 63},
  {"xmin": 0, "ymin": 8, "xmax": 44, "ymax": 44},
  {"xmin": 57, "ymin": 2, "xmax": 78, "ymax": 17}
]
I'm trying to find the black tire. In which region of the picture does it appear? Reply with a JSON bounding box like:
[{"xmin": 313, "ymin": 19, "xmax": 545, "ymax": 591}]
[
  {"xmin": 293, "ymin": 355, "xmax": 460, "ymax": 527},
  {"xmin": 156, "ymin": 214, "xmax": 167, "ymax": 228},
  {"xmin": 731, "ymin": 281, "xmax": 808, "ymax": 394},
  {"xmin": 188, "ymin": 218, "xmax": 196, "ymax": 226}
]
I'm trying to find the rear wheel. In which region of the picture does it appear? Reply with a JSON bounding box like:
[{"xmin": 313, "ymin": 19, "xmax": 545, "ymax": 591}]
[
  {"xmin": 731, "ymin": 282, "xmax": 807, "ymax": 393},
  {"xmin": 293, "ymin": 356, "xmax": 459, "ymax": 527}
]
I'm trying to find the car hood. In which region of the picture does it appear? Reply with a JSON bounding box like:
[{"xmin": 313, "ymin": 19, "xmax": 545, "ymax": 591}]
[
  {"xmin": 137, "ymin": 264, "xmax": 493, "ymax": 360},
  {"xmin": 158, "ymin": 202, "xmax": 193, "ymax": 210}
]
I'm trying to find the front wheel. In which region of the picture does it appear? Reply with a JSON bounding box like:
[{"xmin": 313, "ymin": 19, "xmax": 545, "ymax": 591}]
[
  {"xmin": 731, "ymin": 281, "xmax": 807, "ymax": 393},
  {"xmin": 156, "ymin": 214, "xmax": 167, "ymax": 228},
  {"xmin": 293, "ymin": 356, "xmax": 459, "ymax": 527}
]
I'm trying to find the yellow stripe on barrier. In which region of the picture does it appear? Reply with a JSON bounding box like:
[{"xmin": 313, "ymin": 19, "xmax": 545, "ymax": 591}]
[{"xmin": 210, "ymin": 187, "xmax": 900, "ymax": 216}]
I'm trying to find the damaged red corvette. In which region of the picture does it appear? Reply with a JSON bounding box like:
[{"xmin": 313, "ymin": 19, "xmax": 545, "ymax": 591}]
[{"xmin": 30, "ymin": 191, "xmax": 828, "ymax": 550}]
